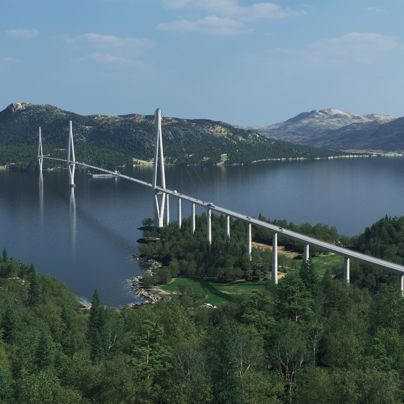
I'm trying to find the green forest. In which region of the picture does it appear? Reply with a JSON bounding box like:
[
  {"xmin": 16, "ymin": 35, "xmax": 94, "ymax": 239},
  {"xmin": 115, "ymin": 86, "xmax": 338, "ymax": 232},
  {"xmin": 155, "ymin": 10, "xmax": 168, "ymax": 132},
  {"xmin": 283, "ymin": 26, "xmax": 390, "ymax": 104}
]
[
  {"xmin": 1, "ymin": 216, "xmax": 404, "ymax": 403},
  {"xmin": 0, "ymin": 144, "xmax": 133, "ymax": 171}
]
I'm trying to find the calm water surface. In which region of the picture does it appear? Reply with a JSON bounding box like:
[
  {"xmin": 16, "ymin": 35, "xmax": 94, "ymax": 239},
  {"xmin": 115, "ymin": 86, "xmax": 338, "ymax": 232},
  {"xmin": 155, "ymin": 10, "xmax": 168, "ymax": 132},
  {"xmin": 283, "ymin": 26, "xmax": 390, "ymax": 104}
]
[{"xmin": 1, "ymin": 157, "xmax": 404, "ymax": 305}]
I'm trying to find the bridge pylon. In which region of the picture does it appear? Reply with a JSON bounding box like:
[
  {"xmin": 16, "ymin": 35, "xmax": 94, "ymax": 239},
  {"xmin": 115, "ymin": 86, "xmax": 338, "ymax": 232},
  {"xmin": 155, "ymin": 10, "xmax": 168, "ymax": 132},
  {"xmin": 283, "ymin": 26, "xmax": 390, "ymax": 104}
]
[
  {"xmin": 152, "ymin": 108, "xmax": 167, "ymax": 228},
  {"xmin": 67, "ymin": 121, "xmax": 76, "ymax": 187},
  {"xmin": 38, "ymin": 127, "xmax": 43, "ymax": 173}
]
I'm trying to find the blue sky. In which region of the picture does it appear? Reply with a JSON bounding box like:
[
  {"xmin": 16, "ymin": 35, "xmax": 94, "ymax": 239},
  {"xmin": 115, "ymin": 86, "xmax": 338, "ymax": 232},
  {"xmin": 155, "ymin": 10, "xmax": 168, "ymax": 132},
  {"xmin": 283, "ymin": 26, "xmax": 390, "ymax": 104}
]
[{"xmin": 1, "ymin": 0, "xmax": 403, "ymax": 125}]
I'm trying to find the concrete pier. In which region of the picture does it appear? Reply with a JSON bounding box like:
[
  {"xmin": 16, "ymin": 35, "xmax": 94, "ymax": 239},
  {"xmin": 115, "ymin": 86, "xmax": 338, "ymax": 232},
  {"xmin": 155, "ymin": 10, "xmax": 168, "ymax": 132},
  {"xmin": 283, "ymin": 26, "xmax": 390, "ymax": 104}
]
[
  {"xmin": 208, "ymin": 208, "xmax": 212, "ymax": 245},
  {"xmin": 304, "ymin": 244, "xmax": 310, "ymax": 262},
  {"xmin": 272, "ymin": 232, "xmax": 278, "ymax": 284},
  {"xmin": 226, "ymin": 215, "xmax": 231, "ymax": 240},
  {"xmin": 248, "ymin": 223, "xmax": 252, "ymax": 260},
  {"xmin": 344, "ymin": 257, "xmax": 350, "ymax": 284},
  {"xmin": 178, "ymin": 198, "xmax": 182, "ymax": 229},
  {"xmin": 192, "ymin": 203, "xmax": 196, "ymax": 234}
]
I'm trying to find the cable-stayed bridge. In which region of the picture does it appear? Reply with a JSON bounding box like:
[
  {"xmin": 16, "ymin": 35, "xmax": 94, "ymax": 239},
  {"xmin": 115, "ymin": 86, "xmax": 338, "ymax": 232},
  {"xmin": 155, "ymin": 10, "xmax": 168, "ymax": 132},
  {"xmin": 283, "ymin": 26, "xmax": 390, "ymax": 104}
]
[{"xmin": 37, "ymin": 108, "xmax": 404, "ymax": 293}]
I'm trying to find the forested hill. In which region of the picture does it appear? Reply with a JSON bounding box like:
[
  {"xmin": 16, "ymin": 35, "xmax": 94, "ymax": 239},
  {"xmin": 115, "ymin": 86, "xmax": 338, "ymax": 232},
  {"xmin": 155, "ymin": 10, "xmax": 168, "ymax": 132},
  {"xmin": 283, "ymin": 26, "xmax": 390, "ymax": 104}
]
[
  {"xmin": 1, "ymin": 215, "xmax": 404, "ymax": 403},
  {"xmin": 0, "ymin": 102, "xmax": 337, "ymax": 167},
  {"xmin": 353, "ymin": 216, "xmax": 404, "ymax": 265}
]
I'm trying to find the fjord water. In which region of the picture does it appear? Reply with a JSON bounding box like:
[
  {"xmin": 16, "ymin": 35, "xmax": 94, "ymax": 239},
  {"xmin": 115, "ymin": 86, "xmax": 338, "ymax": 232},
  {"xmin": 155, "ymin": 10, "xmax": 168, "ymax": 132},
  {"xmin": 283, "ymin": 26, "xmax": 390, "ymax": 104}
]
[{"xmin": 1, "ymin": 157, "xmax": 404, "ymax": 305}]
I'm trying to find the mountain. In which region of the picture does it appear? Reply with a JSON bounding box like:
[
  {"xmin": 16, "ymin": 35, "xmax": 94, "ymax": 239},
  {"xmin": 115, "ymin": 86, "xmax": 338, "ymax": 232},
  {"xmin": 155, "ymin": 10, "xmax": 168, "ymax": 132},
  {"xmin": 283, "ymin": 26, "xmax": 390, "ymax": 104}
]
[
  {"xmin": 318, "ymin": 117, "xmax": 404, "ymax": 151},
  {"xmin": 253, "ymin": 108, "xmax": 401, "ymax": 152},
  {"xmin": 0, "ymin": 102, "xmax": 336, "ymax": 168}
]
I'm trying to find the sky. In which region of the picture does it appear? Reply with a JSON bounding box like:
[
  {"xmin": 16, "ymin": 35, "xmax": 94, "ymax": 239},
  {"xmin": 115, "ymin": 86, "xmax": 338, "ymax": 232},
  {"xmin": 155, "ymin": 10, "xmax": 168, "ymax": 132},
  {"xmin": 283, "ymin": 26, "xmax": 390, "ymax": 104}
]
[{"xmin": 1, "ymin": 0, "xmax": 404, "ymax": 125}]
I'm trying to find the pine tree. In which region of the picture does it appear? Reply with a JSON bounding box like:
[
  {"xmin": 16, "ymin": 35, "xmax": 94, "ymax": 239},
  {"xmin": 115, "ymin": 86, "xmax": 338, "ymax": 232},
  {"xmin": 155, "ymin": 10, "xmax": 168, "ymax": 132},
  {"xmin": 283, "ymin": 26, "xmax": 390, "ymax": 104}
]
[
  {"xmin": 212, "ymin": 321, "xmax": 243, "ymax": 404},
  {"xmin": 61, "ymin": 305, "xmax": 78, "ymax": 356},
  {"xmin": 36, "ymin": 331, "xmax": 52, "ymax": 370},
  {"xmin": 277, "ymin": 272, "xmax": 314, "ymax": 322},
  {"xmin": 0, "ymin": 367, "xmax": 13, "ymax": 401},
  {"xmin": 128, "ymin": 319, "xmax": 171, "ymax": 402},
  {"xmin": 299, "ymin": 259, "xmax": 319, "ymax": 298},
  {"xmin": 87, "ymin": 289, "xmax": 106, "ymax": 362},
  {"xmin": 1, "ymin": 307, "xmax": 18, "ymax": 343},
  {"xmin": 28, "ymin": 267, "xmax": 40, "ymax": 306},
  {"xmin": 1, "ymin": 248, "xmax": 7, "ymax": 263},
  {"xmin": 129, "ymin": 320, "xmax": 171, "ymax": 377}
]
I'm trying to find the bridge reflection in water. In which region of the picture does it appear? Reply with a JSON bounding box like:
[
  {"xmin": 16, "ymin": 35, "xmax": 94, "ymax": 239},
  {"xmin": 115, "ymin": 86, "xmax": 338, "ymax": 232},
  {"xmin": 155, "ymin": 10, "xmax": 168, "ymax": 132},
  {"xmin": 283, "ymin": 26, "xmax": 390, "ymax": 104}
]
[{"xmin": 69, "ymin": 188, "xmax": 76, "ymax": 257}]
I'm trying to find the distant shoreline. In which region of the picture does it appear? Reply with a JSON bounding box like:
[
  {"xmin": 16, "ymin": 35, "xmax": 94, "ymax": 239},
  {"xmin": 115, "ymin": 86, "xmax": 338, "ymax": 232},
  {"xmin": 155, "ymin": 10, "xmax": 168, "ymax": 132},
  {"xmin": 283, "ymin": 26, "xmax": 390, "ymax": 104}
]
[
  {"xmin": 250, "ymin": 152, "xmax": 403, "ymax": 165},
  {"xmin": 0, "ymin": 151, "xmax": 403, "ymax": 172}
]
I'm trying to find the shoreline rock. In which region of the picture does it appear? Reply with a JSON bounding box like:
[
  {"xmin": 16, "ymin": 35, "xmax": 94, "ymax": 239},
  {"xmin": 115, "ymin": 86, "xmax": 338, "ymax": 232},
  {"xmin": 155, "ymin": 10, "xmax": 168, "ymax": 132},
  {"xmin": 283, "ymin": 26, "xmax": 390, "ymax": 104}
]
[
  {"xmin": 130, "ymin": 275, "xmax": 171, "ymax": 304},
  {"xmin": 130, "ymin": 252, "xmax": 170, "ymax": 305}
]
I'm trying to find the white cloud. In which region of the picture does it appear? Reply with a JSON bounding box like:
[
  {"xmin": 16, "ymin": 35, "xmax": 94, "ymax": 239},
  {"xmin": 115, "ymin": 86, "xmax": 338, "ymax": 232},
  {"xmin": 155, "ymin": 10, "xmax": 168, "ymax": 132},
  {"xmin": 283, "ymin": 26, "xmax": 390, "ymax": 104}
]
[
  {"xmin": 270, "ymin": 32, "xmax": 400, "ymax": 67},
  {"xmin": 159, "ymin": 16, "xmax": 246, "ymax": 35},
  {"xmin": 67, "ymin": 33, "xmax": 152, "ymax": 50},
  {"xmin": 161, "ymin": 0, "xmax": 304, "ymax": 35},
  {"xmin": 329, "ymin": 32, "xmax": 396, "ymax": 47},
  {"xmin": 0, "ymin": 57, "xmax": 22, "ymax": 72},
  {"xmin": 366, "ymin": 7, "xmax": 385, "ymax": 13},
  {"xmin": 75, "ymin": 53, "xmax": 132, "ymax": 65},
  {"xmin": 2, "ymin": 57, "xmax": 21, "ymax": 64},
  {"xmin": 67, "ymin": 33, "xmax": 153, "ymax": 67},
  {"xmin": 163, "ymin": 0, "xmax": 300, "ymax": 20},
  {"xmin": 245, "ymin": 3, "xmax": 288, "ymax": 20},
  {"xmin": 5, "ymin": 28, "xmax": 39, "ymax": 39},
  {"xmin": 163, "ymin": 0, "xmax": 238, "ymax": 14},
  {"xmin": 312, "ymin": 32, "xmax": 398, "ymax": 63}
]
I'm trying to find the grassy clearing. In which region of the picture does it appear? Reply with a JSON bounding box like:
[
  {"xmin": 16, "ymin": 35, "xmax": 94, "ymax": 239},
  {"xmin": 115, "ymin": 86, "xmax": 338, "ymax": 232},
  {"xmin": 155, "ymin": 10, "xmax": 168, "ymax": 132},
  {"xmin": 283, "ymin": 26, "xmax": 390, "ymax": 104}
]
[
  {"xmin": 311, "ymin": 253, "xmax": 344, "ymax": 277},
  {"xmin": 276, "ymin": 251, "xmax": 345, "ymax": 278},
  {"xmin": 158, "ymin": 252, "xmax": 344, "ymax": 305},
  {"xmin": 159, "ymin": 277, "xmax": 267, "ymax": 305}
]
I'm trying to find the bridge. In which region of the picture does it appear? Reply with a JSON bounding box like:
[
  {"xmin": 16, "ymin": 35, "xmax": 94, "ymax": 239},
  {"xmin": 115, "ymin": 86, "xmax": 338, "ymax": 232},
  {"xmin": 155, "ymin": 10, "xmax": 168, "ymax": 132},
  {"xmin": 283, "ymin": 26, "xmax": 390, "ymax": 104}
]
[{"xmin": 37, "ymin": 109, "xmax": 404, "ymax": 293}]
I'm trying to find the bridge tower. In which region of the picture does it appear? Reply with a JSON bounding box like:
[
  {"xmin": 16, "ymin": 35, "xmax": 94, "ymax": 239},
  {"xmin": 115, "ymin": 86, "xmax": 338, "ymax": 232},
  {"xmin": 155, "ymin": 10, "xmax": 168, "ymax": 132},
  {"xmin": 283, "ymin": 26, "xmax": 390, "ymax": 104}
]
[
  {"xmin": 67, "ymin": 121, "xmax": 76, "ymax": 187},
  {"xmin": 152, "ymin": 108, "xmax": 167, "ymax": 228},
  {"xmin": 38, "ymin": 127, "xmax": 44, "ymax": 224},
  {"xmin": 38, "ymin": 127, "xmax": 43, "ymax": 173}
]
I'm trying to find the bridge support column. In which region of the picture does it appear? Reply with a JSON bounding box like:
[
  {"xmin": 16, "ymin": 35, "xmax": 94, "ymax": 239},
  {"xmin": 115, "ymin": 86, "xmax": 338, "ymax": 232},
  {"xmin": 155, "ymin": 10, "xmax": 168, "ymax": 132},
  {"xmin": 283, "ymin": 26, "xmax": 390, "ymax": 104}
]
[
  {"xmin": 38, "ymin": 127, "xmax": 43, "ymax": 174},
  {"xmin": 344, "ymin": 257, "xmax": 350, "ymax": 284},
  {"xmin": 225, "ymin": 215, "xmax": 231, "ymax": 241},
  {"xmin": 178, "ymin": 198, "xmax": 182, "ymax": 229},
  {"xmin": 304, "ymin": 244, "xmax": 310, "ymax": 262},
  {"xmin": 398, "ymin": 274, "xmax": 404, "ymax": 296},
  {"xmin": 247, "ymin": 223, "xmax": 252, "ymax": 260},
  {"xmin": 166, "ymin": 194, "xmax": 170, "ymax": 225},
  {"xmin": 67, "ymin": 121, "xmax": 76, "ymax": 188},
  {"xmin": 192, "ymin": 203, "xmax": 196, "ymax": 234},
  {"xmin": 207, "ymin": 208, "xmax": 212, "ymax": 245},
  {"xmin": 152, "ymin": 108, "xmax": 166, "ymax": 228},
  {"xmin": 272, "ymin": 232, "xmax": 278, "ymax": 284}
]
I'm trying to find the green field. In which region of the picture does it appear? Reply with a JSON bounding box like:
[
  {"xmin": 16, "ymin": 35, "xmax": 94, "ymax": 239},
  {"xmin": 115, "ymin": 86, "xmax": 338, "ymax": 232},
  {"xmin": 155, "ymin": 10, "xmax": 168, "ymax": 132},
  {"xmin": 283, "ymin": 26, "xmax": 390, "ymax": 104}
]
[
  {"xmin": 158, "ymin": 252, "xmax": 344, "ymax": 305},
  {"xmin": 311, "ymin": 253, "xmax": 345, "ymax": 277},
  {"xmin": 159, "ymin": 278, "xmax": 267, "ymax": 305},
  {"xmin": 283, "ymin": 252, "xmax": 344, "ymax": 275}
]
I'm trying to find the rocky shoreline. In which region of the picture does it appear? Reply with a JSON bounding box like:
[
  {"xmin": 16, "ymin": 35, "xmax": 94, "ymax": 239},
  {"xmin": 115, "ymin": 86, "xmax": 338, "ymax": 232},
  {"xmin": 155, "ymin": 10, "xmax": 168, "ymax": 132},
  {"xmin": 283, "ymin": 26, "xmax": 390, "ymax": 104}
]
[{"xmin": 130, "ymin": 256, "xmax": 171, "ymax": 304}]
